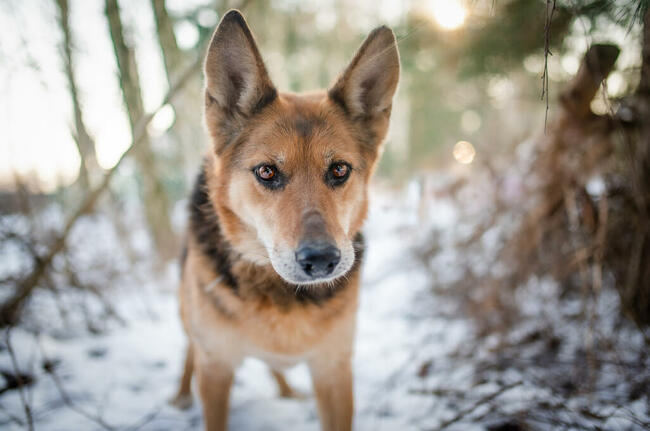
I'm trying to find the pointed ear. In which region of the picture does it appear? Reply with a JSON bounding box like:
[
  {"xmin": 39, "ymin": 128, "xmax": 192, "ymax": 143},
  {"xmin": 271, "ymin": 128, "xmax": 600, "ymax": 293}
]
[
  {"xmin": 329, "ymin": 26, "xmax": 400, "ymax": 119},
  {"xmin": 204, "ymin": 10, "xmax": 276, "ymax": 117}
]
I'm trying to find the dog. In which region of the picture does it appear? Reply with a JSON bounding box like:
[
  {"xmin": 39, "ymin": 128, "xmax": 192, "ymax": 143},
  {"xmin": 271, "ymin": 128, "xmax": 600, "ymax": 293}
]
[{"xmin": 172, "ymin": 9, "xmax": 399, "ymax": 431}]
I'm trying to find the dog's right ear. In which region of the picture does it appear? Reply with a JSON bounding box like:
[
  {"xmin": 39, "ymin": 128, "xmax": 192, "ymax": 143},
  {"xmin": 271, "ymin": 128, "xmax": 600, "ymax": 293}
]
[
  {"xmin": 328, "ymin": 26, "xmax": 399, "ymax": 120},
  {"xmin": 204, "ymin": 10, "xmax": 276, "ymax": 149}
]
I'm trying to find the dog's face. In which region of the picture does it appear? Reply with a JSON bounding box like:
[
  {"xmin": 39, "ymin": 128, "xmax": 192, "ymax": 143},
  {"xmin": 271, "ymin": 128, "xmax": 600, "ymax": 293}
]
[{"xmin": 203, "ymin": 11, "xmax": 399, "ymax": 285}]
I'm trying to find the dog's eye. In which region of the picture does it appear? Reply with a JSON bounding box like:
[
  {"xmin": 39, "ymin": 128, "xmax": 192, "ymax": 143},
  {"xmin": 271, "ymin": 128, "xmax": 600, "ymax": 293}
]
[
  {"xmin": 331, "ymin": 163, "xmax": 348, "ymax": 178},
  {"xmin": 253, "ymin": 164, "xmax": 286, "ymax": 190},
  {"xmin": 325, "ymin": 162, "xmax": 351, "ymax": 188},
  {"xmin": 256, "ymin": 165, "xmax": 276, "ymax": 181}
]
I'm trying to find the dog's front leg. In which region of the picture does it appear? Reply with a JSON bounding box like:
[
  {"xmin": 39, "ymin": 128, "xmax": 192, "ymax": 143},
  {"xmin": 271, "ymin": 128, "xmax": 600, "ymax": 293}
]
[
  {"xmin": 195, "ymin": 357, "xmax": 234, "ymax": 431},
  {"xmin": 309, "ymin": 354, "xmax": 354, "ymax": 431}
]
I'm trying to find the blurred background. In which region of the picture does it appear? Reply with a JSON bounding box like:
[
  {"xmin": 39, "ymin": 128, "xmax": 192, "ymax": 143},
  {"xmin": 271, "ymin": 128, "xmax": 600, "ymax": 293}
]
[{"xmin": 1, "ymin": 0, "xmax": 649, "ymax": 430}]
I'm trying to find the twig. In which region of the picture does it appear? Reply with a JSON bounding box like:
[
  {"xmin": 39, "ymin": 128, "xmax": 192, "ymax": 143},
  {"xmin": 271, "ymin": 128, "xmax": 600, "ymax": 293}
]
[
  {"xmin": 0, "ymin": 401, "xmax": 27, "ymax": 427},
  {"xmin": 429, "ymin": 381, "xmax": 523, "ymax": 430},
  {"xmin": 121, "ymin": 406, "xmax": 163, "ymax": 431},
  {"xmin": 541, "ymin": 0, "xmax": 557, "ymax": 132},
  {"xmin": 38, "ymin": 337, "xmax": 167, "ymax": 431},
  {"xmin": 38, "ymin": 337, "xmax": 116, "ymax": 430},
  {"xmin": 4, "ymin": 329, "xmax": 34, "ymax": 431},
  {"xmin": 0, "ymin": 52, "xmax": 202, "ymax": 326},
  {"xmin": 63, "ymin": 252, "xmax": 125, "ymax": 327}
]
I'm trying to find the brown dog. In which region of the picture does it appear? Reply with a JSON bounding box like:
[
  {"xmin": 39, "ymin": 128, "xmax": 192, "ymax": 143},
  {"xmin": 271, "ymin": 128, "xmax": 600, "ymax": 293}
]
[{"xmin": 172, "ymin": 9, "xmax": 399, "ymax": 431}]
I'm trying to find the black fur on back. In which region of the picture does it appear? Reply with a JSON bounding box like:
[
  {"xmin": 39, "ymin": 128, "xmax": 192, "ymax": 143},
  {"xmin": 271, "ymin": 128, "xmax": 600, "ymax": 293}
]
[{"xmin": 189, "ymin": 167, "xmax": 239, "ymax": 290}]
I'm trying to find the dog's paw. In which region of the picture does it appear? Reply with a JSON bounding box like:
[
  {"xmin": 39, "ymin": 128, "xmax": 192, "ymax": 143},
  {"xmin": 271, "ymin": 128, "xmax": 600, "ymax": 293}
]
[{"xmin": 169, "ymin": 393, "xmax": 193, "ymax": 410}]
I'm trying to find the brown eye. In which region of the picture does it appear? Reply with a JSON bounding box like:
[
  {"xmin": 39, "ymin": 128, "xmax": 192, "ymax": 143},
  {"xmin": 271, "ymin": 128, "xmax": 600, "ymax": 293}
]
[
  {"xmin": 256, "ymin": 165, "xmax": 275, "ymax": 180},
  {"xmin": 253, "ymin": 164, "xmax": 286, "ymax": 190},
  {"xmin": 325, "ymin": 161, "xmax": 351, "ymax": 188},
  {"xmin": 332, "ymin": 163, "xmax": 348, "ymax": 178}
]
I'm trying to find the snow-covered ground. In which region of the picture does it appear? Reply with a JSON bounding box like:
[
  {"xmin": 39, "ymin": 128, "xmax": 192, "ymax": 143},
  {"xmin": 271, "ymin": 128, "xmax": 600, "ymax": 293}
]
[
  {"xmin": 1, "ymin": 187, "xmax": 649, "ymax": 430},
  {"xmin": 0, "ymin": 191, "xmax": 466, "ymax": 430}
]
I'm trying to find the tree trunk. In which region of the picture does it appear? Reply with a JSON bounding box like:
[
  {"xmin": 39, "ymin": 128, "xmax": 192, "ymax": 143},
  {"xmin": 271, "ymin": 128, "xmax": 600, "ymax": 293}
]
[
  {"xmin": 639, "ymin": 7, "xmax": 650, "ymax": 95},
  {"xmin": 149, "ymin": 0, "xmax": 204, "ymax": 183},
  {"xmin": 150, "ymin": 0, "xmax": 183, "ymax": 80},
  {"xmin": 105, "ymin": 0, "xmax": 176, "ymax": 259},
  {"xmin": 0, "ymin": 56, "xmax": 201, "ymax": 326},
  {"xmin": 618, "ymin": 7, "xmax": 650, "ymax": 327},
  {"xmin": 54, "ymin": 0, "xmax": 99, "ymax": 190}
]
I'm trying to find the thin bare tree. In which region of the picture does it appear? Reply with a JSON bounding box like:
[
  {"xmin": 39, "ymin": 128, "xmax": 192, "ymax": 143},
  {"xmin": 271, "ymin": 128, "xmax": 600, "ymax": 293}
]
[
  {"xmin": 150, "ymin": 0, "xmax": 205, "ymax": 176},
  {"xmin": 614, "ymin": 6, "xmax": 650, "ymax": 327},
  {"xmin": 150, "ymin": 0, "xmax": 183, "ymax": 78},
  {"xmin": 0, "ymin": 54, "xmax": 201, "ymax": 326},
  {"xmin": 105, "ymin": 0, "xmax": 177, "ymax": 258},
  {"xmin": 54, "ymin": 0, "xmax": 99, "ymax": 189}
]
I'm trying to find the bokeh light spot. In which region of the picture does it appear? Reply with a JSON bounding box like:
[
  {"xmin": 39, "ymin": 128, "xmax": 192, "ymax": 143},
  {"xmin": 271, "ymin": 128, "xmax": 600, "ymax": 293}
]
[
  {"xmin": 453, "ymin": 140, "xmax": 476, "ymax": 164},
  {"xmin": 427, "ymin": 0, "xmax": 466, "ymax": 31}
]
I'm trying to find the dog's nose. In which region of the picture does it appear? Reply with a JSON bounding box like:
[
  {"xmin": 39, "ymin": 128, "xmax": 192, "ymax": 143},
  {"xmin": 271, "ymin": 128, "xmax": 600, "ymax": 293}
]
[{"xmin": 295, "ymin": 242, "xmax": 341, "ymax": 278}]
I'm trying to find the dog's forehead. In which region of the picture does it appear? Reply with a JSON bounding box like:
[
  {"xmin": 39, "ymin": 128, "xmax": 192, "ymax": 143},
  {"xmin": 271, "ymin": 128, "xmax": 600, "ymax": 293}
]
[
  {"xmin": 239, "ymin": 93, "xmax": 359, "ymax": 166},
  {"xmin": 272, "ymin": 92, "xmax": 333, "ymax": 137}
]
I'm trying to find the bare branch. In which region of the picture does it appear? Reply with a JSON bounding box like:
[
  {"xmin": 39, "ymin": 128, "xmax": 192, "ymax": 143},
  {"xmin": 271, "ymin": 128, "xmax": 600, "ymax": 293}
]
[
  {"xmin": 541, "ymin": 0, "xmax": 557, "ymax": 132},
  {"xmin": 4, "ymin": 329, "xmax": 34, "ymax": 431},
  {"xmin": 431, "ymin": 381, "xmax": 523, "ymax": 430},
  {"xmin": 0, "ymin": 53, "xmax": 201, "ymax": 326}
]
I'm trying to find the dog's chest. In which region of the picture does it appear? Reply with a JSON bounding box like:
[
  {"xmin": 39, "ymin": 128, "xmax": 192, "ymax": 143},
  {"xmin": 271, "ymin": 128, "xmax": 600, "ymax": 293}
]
[{"xmin": 191, "ymin": 279, "xmax": 357, "ymax": 361}]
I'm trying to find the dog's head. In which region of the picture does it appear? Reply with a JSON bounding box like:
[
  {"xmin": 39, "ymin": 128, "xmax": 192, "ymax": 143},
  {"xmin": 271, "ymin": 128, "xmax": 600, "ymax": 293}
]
[{"xmin": 203, "ymin": 10, "xmax": 399, "ymax": 285}]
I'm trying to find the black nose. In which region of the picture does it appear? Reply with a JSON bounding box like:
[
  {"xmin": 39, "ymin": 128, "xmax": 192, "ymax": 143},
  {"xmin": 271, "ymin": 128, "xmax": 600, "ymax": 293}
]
[{"xmin": 295, "ymin": 242, "xmax": 341, "ymax": 278}]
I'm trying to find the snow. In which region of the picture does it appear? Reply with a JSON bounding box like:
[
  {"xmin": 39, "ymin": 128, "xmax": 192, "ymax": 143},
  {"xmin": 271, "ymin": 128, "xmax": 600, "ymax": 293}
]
[
  {"xmin": 0, "ymin": 192, "xmax": 450, "ymax": 430},
  {"xmin": 1, "ymin": 186, "xmax": 649, "ymax": 430}
]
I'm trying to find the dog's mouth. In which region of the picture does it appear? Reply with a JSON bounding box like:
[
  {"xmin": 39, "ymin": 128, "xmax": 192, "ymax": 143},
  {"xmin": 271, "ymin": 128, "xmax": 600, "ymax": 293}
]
[{"xmin": 267, "ymin": 240, "xmax": 356, "ymax": 286}]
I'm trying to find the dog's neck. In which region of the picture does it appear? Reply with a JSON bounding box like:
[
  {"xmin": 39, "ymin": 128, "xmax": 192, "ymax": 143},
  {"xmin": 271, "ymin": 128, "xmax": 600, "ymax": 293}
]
[{"xmin": 187, "ymin": 165, "xmax": 364, "ymax": 310}]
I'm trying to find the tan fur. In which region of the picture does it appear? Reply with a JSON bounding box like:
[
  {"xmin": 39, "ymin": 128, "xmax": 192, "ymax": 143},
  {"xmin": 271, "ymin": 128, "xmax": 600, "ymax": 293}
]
[{"xmin": 173, "ymin": 9, "xmax": 399, "ymax": 431}]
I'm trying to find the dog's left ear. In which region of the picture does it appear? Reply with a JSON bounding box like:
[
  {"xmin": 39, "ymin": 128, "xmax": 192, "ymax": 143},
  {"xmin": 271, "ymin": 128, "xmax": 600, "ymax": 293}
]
[{"xmin": 328, "ymin": 26, "xmax": 400, "ymax": 119}]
